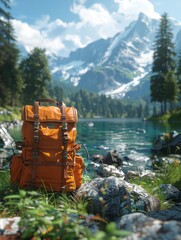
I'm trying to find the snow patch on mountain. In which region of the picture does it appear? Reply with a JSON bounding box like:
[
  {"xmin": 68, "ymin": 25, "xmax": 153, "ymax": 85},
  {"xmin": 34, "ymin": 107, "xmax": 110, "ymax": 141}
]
[
  {"xmin": 102, "ymin": 34, "xmax": 123, "ymax": 64},
  {"xmin": 101, "ymin": 21, "xmax": 137, "ymax": 64},
  {"xmin": 105, "ymin": 71, "xmax": 148, "ymax": 99},
  {"xmin": 134, "ymin": 51, "xmax": 153, "ymax": 67},
  {"xmin": 104, "ymin": 51, "xmax": 152, "ymax": 98},
  {"xmin": 78, "ymin": 63, "xmax": 94, "ymax": 75},
  {"xmin": 49, "ymin": 13, "xmax": 181, "ymax": 100},
  {"xmin": 70, "ymin": 64, "xmax": 95, "ymax": 86},
  {"xmin": 51, "ymin": 66, "xmax": 61, "ymax": 74},
  {"xmin": 70, "ymin": 76, "xmax": 80, "ymax": 86},
  {"xmin": 51, "ymin": 60, "xmax": 84, "ymax": 75},
  {"xmin": 63, "ymin": 61, "xmax": 84, "ymax": 71}
]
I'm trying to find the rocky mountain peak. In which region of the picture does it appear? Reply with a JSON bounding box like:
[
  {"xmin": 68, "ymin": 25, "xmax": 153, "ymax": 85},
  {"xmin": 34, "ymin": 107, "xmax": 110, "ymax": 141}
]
[{"xmin": 50, "ymin": 13, "xmax": 181, "ymax": 100}]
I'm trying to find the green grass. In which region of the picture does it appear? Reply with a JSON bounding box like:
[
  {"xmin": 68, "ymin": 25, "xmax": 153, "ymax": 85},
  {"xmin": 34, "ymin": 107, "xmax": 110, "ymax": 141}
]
[
  {"xmin": 130, "ymin": 176, "xmax": 171, "ymax": 210},
  {"xmin": 149, "ymin": 108, "xmax": 181, "ymax": 123},
  {"xmin": 169, "ymin": 109, "xmax": 181, "ymax": 122},
  {"xmin": 0, "ymin": 106, "xmax": 21, "ymax": 122},
  {"xmin": 1, "ymin": 158, "xmax": 181, "ymax": 239},
  {"xmin": 0, "ymin": 170, "xmax": 130, "ymax": 239},
  {"xmin": 130, "ymin": 159, "xmax": 181, "ymax": 210},
  {"xmin": 2, "ymin": 189, "xmax": 130, "ymax": 239}
]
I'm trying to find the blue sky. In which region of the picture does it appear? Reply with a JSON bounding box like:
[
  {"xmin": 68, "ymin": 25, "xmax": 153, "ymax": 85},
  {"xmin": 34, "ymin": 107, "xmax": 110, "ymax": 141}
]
[{"xmin": 10, "ymin": 0, "xmax": 181, "ymax": 57}]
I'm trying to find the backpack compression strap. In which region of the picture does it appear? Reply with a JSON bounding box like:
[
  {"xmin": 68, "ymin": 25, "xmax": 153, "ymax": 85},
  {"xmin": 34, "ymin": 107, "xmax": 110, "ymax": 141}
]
[
  {"xmin": 30, "ymin": 101, "xmax": 40, "ymax": 186},
  {"xmin": 61, "ymin": 102, "xmax": 68, "ymax": 176}
]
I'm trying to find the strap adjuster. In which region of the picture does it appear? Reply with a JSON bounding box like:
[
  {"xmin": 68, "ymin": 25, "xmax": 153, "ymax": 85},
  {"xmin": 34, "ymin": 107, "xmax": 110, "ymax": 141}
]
[
  {"xmin": 33, "ymin": 151, "xmax": 38, "ymax": 158},
  {"xmin": 34, "ymin": 122, "xmax": 40, "ymax": 130},
  {"xmin": 33, "ymin": 135, "xmax": 39, "ymax": 142},
  {"xmin": 63, "ymin": 152, "xmax": 68, "ymax": 160},
  {"xmin": 62, "ymin": 122, "xmax": 67, "ymax": 130}
]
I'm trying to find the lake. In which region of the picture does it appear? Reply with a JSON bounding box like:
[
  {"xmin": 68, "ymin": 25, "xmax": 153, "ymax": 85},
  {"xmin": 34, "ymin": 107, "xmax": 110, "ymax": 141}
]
[{"xmin": 8, "ymin": 118, "xmax": 181, "ymax": 171}]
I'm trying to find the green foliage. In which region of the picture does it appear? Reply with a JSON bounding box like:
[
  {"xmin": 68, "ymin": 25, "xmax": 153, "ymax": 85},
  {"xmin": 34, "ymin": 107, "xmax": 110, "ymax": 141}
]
[
  {"xmin": 3, "ymin": 190, "xmax": 130, "ymax": 239},
  {"xmin": 150, "ymin": 13, "xmax": 177, "ymax": 113},
  {"xmin": 0, "ymin": 0, "xmax": 23, "ymax": 107},
  {"xmin": 155, "ymin": 159, "xmax": 181, "ymax": 191},
  {"xmin": 149, "ymin": 107, "xmax": 181, "ymax": 123},
  {"xmin": 70, "ymin": 89, "xmax": 152, "ymax": 118},
  {"xmin": 4, "ymin": 190, "xmax": 86, "ymax": 239},
  {"xmin": 169, "ymin": 108, "xmax": 181, "ymax": 121},
  {"xmin": 177, "ymin": 51, "xmax": 181, "ymax": 104},
  {"xmin": 20, "ymin": 48, "xmax": 51, "ymax": 104},
  {"xmin": 0, "ymin": 106, "xmax": 21, "ymax": 121},
  {"xmin": 0, "ymin": 170, "xmax": 16, "ymax": 217},
  {"xmin": 0, "ymin": 170, "xmax": 10, "ymax": 194},
  {"xmin": 83, "ymin": 174, "xmax": 93, "ymax": 183},
  {"xmin": 58, "ymin": 192, "xmax": 88, "ymax": 215},
  {"xmin": 88, "ymin": 222, "xmax": 130, "ymax": 240},
  {"xmin": 130, "ymin": 176, "xmax": 171, "ymax": 210},
  {"xmin": 130, "ymin": 159, "xmax": 181, "ymax": 209}
]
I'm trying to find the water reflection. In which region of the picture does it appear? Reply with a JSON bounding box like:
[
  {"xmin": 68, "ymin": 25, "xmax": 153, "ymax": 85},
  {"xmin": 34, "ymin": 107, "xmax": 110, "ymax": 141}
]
[
  {"xmin": 77, "ymin": 118, "xmax": 181, "ymax": 161},
  {"xmin": 7, "ymin": 118, "xmax": 181, "ymax": 170}
]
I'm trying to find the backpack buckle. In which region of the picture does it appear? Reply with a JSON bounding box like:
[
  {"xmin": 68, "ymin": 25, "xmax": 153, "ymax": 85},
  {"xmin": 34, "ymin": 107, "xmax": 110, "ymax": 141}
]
[
  {"xmin": 34, "ymin": 122, "xmax": 40, "ymax": 130},
  {"xmin": 62, "ymin": 122, "xmax": 67, "ymax": 130},
  {"xmin": 63, "ymin": 133, "xmax": 69, "ymax": 143}
]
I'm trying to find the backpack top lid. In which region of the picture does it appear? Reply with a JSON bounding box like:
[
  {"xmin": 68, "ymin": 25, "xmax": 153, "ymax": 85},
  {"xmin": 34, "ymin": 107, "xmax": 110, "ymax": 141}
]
[{"xmin": 22, "ymin": 105, "xmax": 78, "ymax": 123}]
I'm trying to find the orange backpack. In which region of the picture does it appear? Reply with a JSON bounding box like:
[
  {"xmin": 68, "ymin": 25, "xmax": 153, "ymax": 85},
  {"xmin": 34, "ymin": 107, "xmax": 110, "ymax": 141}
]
[{"xmin": 10, "ymin": 99, "xmax": 84, "ymax": 192}]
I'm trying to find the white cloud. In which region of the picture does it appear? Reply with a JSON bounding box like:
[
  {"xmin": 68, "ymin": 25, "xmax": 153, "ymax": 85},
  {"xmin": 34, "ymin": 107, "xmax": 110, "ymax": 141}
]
[
  {"xmin": 71, "ymin": 3, "xmax": 116, "ymax": 27},
  {"xmin": 65, "ymin": 34, "xmax": 84, "ymax": 48},
  {"xmin": 34, "ymin": 15, "xmax": 69, "ymax": 31},
  {"xmin": 69, "ymin": 3, "xmax": 121, "ymax": 41},
  {"xmin": 12, "ymin": 0, "xmax": 160, "ymax": 57},
  {"xmin": 12, "ymin": 19, "xmax": 65, "ymax": 55},
  {"xmin": 114, "ymin": 0, "xmax": 160, "ymax": 19}
]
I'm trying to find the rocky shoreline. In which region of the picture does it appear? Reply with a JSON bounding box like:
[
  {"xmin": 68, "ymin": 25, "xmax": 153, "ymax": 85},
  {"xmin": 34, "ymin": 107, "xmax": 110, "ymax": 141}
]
[
  {"xmin": 0, "ymin": 123, "xmax": 181, "ymax": 239},
  {"xmin": 1, "ymin": 162, "xmax": 181, "ymax": 239}
]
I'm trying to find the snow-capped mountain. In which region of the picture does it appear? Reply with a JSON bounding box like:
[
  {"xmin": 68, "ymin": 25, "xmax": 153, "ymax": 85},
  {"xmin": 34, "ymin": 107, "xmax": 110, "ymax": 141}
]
[{"xmin": 50, "ymin": 13, "xmax": 181, "ymax": 100}]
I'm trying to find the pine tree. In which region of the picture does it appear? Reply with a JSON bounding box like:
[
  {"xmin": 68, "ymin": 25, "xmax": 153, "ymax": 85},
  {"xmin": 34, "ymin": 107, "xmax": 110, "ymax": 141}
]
[
  {"xmin": 164, "ymin": 71, "xmax": 178, "ymax": 111},
  {"xmin": 0, "ymin": 0, "xmax": 23, "ymax": 106},
  {"xmin": 177, "ymin": 51, "xmax": 181, "ymax": 105},
  {"xmin": 0, "ymin": 0, "xmax": 11, "ymax": 65},
  {"xmin": 150, "ymin": 13, "xmax": 177, "ymax": 113},
  {"xmin": 20, "ymin": 48, "xmax": 51, "ymax": 104}
]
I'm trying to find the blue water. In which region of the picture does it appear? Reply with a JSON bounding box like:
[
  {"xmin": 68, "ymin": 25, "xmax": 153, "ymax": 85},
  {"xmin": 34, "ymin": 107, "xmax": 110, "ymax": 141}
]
[
  {"xmin": 8, "ymin": 118, "xmax": 181, "ymax": 170},
  {"xmin": 76, "ymin": 118, "xmax": 181, "ymax": 170}
]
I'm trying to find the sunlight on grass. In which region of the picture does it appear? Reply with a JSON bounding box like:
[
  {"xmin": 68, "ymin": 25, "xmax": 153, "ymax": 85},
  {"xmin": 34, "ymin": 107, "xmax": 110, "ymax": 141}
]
[{"xmin": 130, "ymin": 159, "xmax": 181, "ymax": 210}]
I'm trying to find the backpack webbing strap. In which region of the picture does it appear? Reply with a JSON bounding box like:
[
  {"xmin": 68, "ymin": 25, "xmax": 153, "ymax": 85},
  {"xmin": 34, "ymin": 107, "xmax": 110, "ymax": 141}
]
[
  {"xmin": 30, "ymin": 101, "xmax": 40, "ymax": 186},
  {"xmin": 60, "ymin": 102, "xmax": 69, "ymax": 184}
]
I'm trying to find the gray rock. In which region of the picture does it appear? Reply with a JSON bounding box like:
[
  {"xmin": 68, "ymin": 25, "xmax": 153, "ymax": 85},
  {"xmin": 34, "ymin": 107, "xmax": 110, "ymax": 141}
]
[
  {"xmin": 76, "ymin": 176, "xmax": 160, "ymax": 221},
  {"xmin": 92, "ymin": 150, "xmax": 123, "ymax": 167},
  {"xmin": 0, "ymin": 217, "xmax": 20, "ymax": 235},
  {"xmin": 152, "ymin": 155, "xmax": 181, "ymax": 169},
  {"xmin": 117, "ymin": 212, "xmax": 181, "ymax": 240},
  {"xmin": 101, "ymin": 165, "xmax": 125, "ymax": 178},
  {"xmin": 102, "ymin": 150, "xmax": 123, "ymax": 167},
  {"xmin": 88, "ymin": 162, "xmax": 125, "ymax": 178},
  {"xmin": 124, "ymin": 181, "xmax": 160, "ymax": 212},
  {"xmin": 0, "ymin": 124, "xmax": 15, "ymax": 148},
  {"xmin": 159, "ymin": 184, "xmax": 181, "ymax": 202},
  {"xmin": 153, "ymin": 131, "xmax": 181, "ymax": 154},
  {"xmin": 147, "ymin": 203, "xmax": 181, "ymax": 221},
  {"xmin": 126, "ymin": 170, "xmax": 156, "ymax": 181}
]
